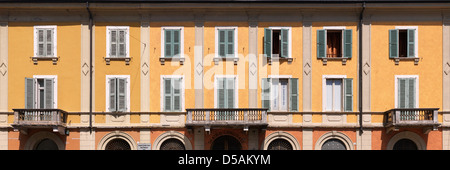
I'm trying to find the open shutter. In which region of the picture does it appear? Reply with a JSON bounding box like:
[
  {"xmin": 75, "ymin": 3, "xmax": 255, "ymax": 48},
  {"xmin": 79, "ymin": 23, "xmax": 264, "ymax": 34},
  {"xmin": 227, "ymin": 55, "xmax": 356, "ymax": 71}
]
[
  {"xmin": 407, "ymin": 29, "xmax": 415, "ymax": 58},
  {"xmin": 109, "ymin": 78, "xmax": 117, "ymax": 111},
  {"xmin": 118, "ymin": 30, "xmax": 126, "ymax": 57},
  {"xmin": 317, "ymin": 29, "xmax": 326, "ymax": 58},
  {"xmin": 44, "ymin": 78, "xmax": 54, "ymax": 109},
  {"xmin": 173, "ymin": 29, "xmax": 181, "ymax": 57},
  {"xmin": 117, "ymin": 78, "xmax": 127, "ymax": 112},
  {"xmin": 343, "ymin": 29, "xmax": 352, "ymax": 58},
  {"xmin": 408, "ymin": 78, "xmax": 416, "ymax": 108},
  {"xmin": 264, "ymin": 28, "xmax": 272, "ymax": 58},
  {"xmin": 344, "ymin": 78, "xmax": 353, "ymax": 112},
  {"xmin": 164, "ymin": 30, "xmax": 172, "ymax": 58},
  {"xmin": 389, "ymin": 29, "xmax": 399, "ymax": 59},
  {"xmin": 25, "ymin": 78, "xmax": 35, "ymax": 109},
  {"xmin": 227, "ymin": 30, "xmax": 234, "ymax": 58},
  {"xmin": 164, "ymin": 78, "xmax": 172, "ymax": 111},
  {"xmin": 218, "ymin": 30, "xmax": 226, "ymax": 58},
  {"xmin": 289, "ymin": 78, "xmax": 298, "ymax": 112},
  {"xmin": 280, "ymin": 29, "xmax": 289, "ymax": 58},
  {"xmin": 261, "ymin": 78, "xmax": 271, "ymax": 110},
  {"xmin": 173, "ymin": 78, "xmax": 181, "ymax": 111},
  {"xmin": 226, "ymin": 78, "xmax": 235, "ymax": 108}
]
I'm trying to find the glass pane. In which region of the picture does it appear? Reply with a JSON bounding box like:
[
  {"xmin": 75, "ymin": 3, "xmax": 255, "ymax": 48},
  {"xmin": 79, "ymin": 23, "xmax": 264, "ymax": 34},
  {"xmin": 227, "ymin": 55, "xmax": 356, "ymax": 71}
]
[
  {"xmin": 280, "ymin": 79, "xmax": 288, "ymax": 111},
  {"xmin": 325, "ymin": 80, "xmax": 333, "ymax": 111},
  {"xmin": 271, "ymin": 80, "xmax": 279, "ymax": 111}
]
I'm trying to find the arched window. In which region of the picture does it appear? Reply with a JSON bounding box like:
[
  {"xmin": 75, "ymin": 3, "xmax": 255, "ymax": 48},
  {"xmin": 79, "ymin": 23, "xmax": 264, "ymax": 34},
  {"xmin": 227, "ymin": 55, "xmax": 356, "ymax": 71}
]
[
  {"xmin": 321, "ymin": 139, "xmax": 347, "ymax": 150},
  {"xmin": 105, "ymin": 138, "xmax": 131, "ymax": 150},
  {"xmin": 267, "ymin": 139, "xmax": 293, "ymax": 150},
  {"xmin": 160, "ymin": 138, "xmax": 186, "ymax": 150}
]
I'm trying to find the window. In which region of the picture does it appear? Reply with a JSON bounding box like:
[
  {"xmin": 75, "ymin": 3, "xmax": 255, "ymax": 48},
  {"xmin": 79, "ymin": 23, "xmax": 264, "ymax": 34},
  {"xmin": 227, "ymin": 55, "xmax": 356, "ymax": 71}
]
[
  {"xmin": 106, "ymin": 75, "xmax": 129, "ymax": 112},
  {"xmin": 322, "ymin": 75, "xmax": 353, "ymax": 112},
  {"xmin": 34, "ymin": 25, "xmax": 57, "ymax": 57},
  {"xmin": 215, "ymin": 76, "xmax": 237, "ymax": 108},
  {"xmin": 261, "ymin": 77, "xmax": 298, "ymax": 112},
  {"xmin": 317, "ymin": 27, "xmax": 352, "ymax": 59},
  {"xmin": 389, "ymin": 26, "xmax": 418, "ymax": 59},
  {"xmin": 25, "ymin": 76, "xmax": 57, "ymax": 109},
  {"xmin": 106, "ymin": 26, "xmax": 129, "ymax": 58},
  {"xmin": 395, "ymin": 75, "xmax": 418, "ymax": 108},
  {"xmin": 162, "ymin": 76, "xmax": 184, "ymax": 112},
  {"xmin": 264, "ymin": 27, "xmax": 292, "ymax": 59},
  {"xmin": 215, "ymin": 27, "xmax": 237, "ymax": 58},
  {"xmin": 161, "ymin": 27, "xmax": 183, "ymax": 58}
]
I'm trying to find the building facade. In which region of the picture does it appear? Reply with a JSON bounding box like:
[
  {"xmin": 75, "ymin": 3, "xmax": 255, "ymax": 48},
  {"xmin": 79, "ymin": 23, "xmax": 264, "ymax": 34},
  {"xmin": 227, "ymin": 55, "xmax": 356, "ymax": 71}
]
[{"xmin": 0, "ymin": 0, "xmax": 449, "ymax": 150}]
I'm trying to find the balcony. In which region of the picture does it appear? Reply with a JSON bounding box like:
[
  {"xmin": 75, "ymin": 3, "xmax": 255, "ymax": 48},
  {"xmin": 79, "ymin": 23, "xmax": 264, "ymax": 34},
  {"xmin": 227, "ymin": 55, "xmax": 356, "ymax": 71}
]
[
  {"xmin": 185, "ymin": 108, "xmax": 268, "ymax": 131},
  {"xmin": 384, "ymin": 108, "xmax": 440, "ymax": 134},
  {"xmin": 12, "ymin": 109, "xmax": 68, "ymax": 135}
]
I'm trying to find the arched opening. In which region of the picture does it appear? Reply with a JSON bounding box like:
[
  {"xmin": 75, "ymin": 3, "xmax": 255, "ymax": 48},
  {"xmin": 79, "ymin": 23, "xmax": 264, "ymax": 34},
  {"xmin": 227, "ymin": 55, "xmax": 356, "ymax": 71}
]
[
  {"xmin": 160, "ymin": 138, "xmax": 186, "ymax": 150},
  {"xmin": 34, "ymin": 138, "xmax": 59, "ymax": 150},
  {"xmin": 393, "ymin": 138, "xmax": 418, "ymax": 150},
  {"xmin": 267, "ymin": 139, "xmax": 293, "ymax": 150},
  {"xmin": 211, "ymin": 135, "xmax": 242, "ymax": 150},
  {"xmin": 105, "ymin": 138, "xmax": 131, "ymax": 150},
  {"xmin": 321, "ymin": 139, "xmax": 347, "ymax": 150}
]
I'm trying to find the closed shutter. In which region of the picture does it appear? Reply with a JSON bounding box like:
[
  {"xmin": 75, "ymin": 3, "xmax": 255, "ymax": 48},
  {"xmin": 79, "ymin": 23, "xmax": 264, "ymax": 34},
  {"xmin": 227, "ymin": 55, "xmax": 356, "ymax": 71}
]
[
  {"xmin": 261, "ymin": 78, "xmax": 271, "ymax": 110},
  {"xmin": 118, "ymin": 30, "xmax": 126, "ymax": 57},
  {"xmin": 25, "ymin": 78, "xmax": 35, "ymax": 109},
  {"xmin": 110, "ymin": 30, "xmax": 117, "ymax": 57},
  {"xmin": 399, "ymin": 78, "xmax": 406, "ymax": 108},
  {"xmin": 218, "ymin": 30, "xmax": 226, "ymax": 58},
  {"xmin": 226, "ymin": 78, "xmax": 235, "ymax": 108},
  {"xmin": 173, "ymin": 78, "xmax": 182, "ymax": 111},
  {"xmin": 317, "ymin": 29, "xmax": 326, "ymax": 58},
  {"xmin": 227, "ymin": 30, "xmax": 234, "ymax": 57},
  {"xmin": 164, "ymin": 78, "xmax": 172, "ymax": 111},
  {"xmin": 343, "ymin": 29, "xmax": 352, "ymax": 58},
  {"xmin": 46, "ymin": 29, "xmax": 53, "ymax": 57},
  {"xmin": 109, "ymin": 78, "xmax": 117, "ymax": 111},
  {"xmin": 117, "ymin": 78, "xmax": 127, "ymax": 112},
  {"xmin": 44, "ymin": 78, "xmax": 54, "ymax": 109},
  {"xmin": 344, "ymin": 78, "xmax": 353, "ymax": 112},
  {"xmin": 173, "ymin": 29, "xmax": 181, "ymax": 57},
  {"xmin": 264, "ymin": 28, "xmax": 272, "ymax": 58},
  {"xmin": 37, "ymin": 29, "xmax": 44, "ymax": 56},
  {"xmin": 217, "ymin": 78, "xmax": 225, "ymax": 108},
  {"xmin": 289, "ymin": 78, "xmax": 298, "ymax": 112},
  {"xmin": 389, "ymin": 29, "xmax": 399, "ymax": 58},
  {"xmin": 407, "ymin": 29, "xmax": 415, "ymax": 58},
  {"xmin": 280, "ymin": 29, "xmax": 289, "ymax": 58},
  {"xmin": 408, "ymin": 78, "xmax": 416, "ymax": 108},
  {"xmin": 164, "ymin": 30, "xmax": 172, "ymax": 58},
  {"xmin": 398, "ymin": 78, "xmax": 415, "ymax": 108}
]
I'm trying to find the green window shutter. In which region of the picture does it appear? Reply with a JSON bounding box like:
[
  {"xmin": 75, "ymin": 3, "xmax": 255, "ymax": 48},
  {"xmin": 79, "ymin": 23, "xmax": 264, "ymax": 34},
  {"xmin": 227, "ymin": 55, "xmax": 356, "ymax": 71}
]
[
  {"xmin": 217, "ymin": 78, "xmax": 225, "ymax": 108},
  {"xmin": 173, "ymin": 29, "xmax": 181, "ymax": 58},
  {"xmin": 226, "ymin": 78, "xmax": 235, "ymax": 108},
  {"xmin": 398, "ymin": 78, "xmax": 406, "ymax": 108},
  {"xmin": 227, "ymin": 30, "xmax": 234, "ymax": 58},
  {"xmin": 343, "ymin": 29, "xmax": 352, "ymax": 58},
  {"xmin": 389, "ymin": 29, "xmax": 399, "ymax": 59},
  {"xmin": 165, "ymin": 30, "xmax": 173, "ymax": 58},
  {"xmin": 407, "ymin": 29, "xmax": 415, "ymax": 58},
  {"xmin": 109, "ymin": 78, "xmax": 117, "ymax": 111},
  {"xmin": 344, "ymin": 78, "xmax": 353, "ymax": 112},
  {"xmin": 110, "ymin": 30, "xmax": 117, "ymax": 58},
  {"xmin": 317, "ymin": 29, "xmax": 326, "ymax": 58},
  {"xmin": 44, "ymin": 78, "xmax": 54, "ymax": 109},
  {"xmin": 289, "ymin": 78, "xmax": 298, "ymax": 112},
  {"xmin": 261, "ymin": 78, "xmax": 271, "ymax": 110},
  {"xmin": 408, "ymin": 78, "xmax": 416, "ymax": 108},
  {"xmin": 218, "ymin": 30, "xmax": 226, "ymax": 58},
  {"xmin": 264, "ymin": 28, "xmax": 272, "ymax": 58},
  {"xmin": 173, "ymin": 78, "xmax": 182, "ymax": 111},
  {"xmin": 25, "ymin": 78, "xmax": 35, "ymax": 109},
  {"xmin": 164, "ymin": 78, "xmax": 172, "ymax": 111},
  {"xmin": 46, "ymin": 29, "xmax": 53, "ymax": 57},
  {"xmin": 37, "ymin": 29, "xmax": 44, "ymax": 56},
  {"xmin": 117, "ymin": 78, "xmax": 127, "ymax": 112},
  {"xmin": 281, "ymin": 29, "xmax": 289, "ymax": 58},
  {"xmin": 118, "ymin": 30, "xmax": 126, "ymax": 57}
]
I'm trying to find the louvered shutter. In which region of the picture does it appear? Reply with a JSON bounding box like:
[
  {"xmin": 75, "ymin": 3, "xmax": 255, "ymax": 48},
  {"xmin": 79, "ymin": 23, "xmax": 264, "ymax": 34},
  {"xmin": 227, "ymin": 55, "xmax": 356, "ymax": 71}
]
[
  {"xmin": 173, "ymin": 29, "xmax": 181, "ymax": 58},
  {"xmin": 227, "ymin": 30, "xmax": 234, "ymax": 58},
  {"xmin": 344, "ymin": 78, "xmax": 353, "ymax": 112},
  {"xmin": 118, "ymin": 30, "xmax": 126, "ymax": 57},
  {"xmin": 261, "ymin": 78, "xmax": 271, "ymax": 110},
  {"xmin": 164, "ymin": 78, "xmax": 172, "ymax": 111},
  {"xmin": 317, "ymin": 29, "xmax": 326, "ymax": 58},
  {"xmin": 398, "ymin": 78, "xmax": 406, "ymax": 108},
  {"xmin": 117, "ymin": 78, "xmax": 127, "ymax": 112},
  {"xmin": 109, "ymin": 78, "xmax": 117, "ymax": 111},
  {"xmin": 173, "ymin": 78, "xmax": 181, "ymax": 111},
  {"xmin": 408, "ymin": 78, "xmax": 415, "ymax": 108},
  {"xmin": 407, "ymin": 29, "xmax": 415, "ymax": 58},
  {"xmin": 218, "ymin": 30, "xmax": 226, "ymax": 58},
  {"xmin": 165, "ymin": 29, "xmax": 172, "ymax": 58},
  {"xmin": 226, "ymin": 78, "xmax": 235, "ymax": 108},
  {"xmin": 37, "ymin": 29, "xmax": 44, "ymax": 56},
  {"xmin": 25, "ymin": 78, "xmax": 35, "ymax": 109},
  {"xmin": 264, "ymin": 28, "xmax": 272, "ymax": 58},
  {"xmin": 281, "ymin": 29, "xmax": 289, "ymax": 58},
  {"xmin": 289, "ymin": 78, "xmax": 298, "ymax": 111},
  {"xmin": 44, "ymin": 78, "xmax": 54, "ymax": 109},
  {"xmin": 343, "ymin": 29, "xmax": 352, "ymax": 58},
  {"xmin": 217, "ymin": 78, "xmax": 225, "ymax": 108},
  {"xmin": 46, "ymin": 29, "xmax": 53, "ymax": 57},
  {"xmin": 389, "ymin": 29, "xmax": 399, "ymax": 58},
  {"xmin": 110, "ymin": 30, "xmax": 117, "ymax": 58}
]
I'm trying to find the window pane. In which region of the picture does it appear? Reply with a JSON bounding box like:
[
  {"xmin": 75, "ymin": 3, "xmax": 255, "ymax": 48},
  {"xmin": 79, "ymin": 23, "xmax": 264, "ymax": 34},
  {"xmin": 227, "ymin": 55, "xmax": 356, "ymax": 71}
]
[
  {"xmin": 280, "ymin": 80, "xmax": 288, "ymax": 111},
  {"xmin": 271, "ymin": 80, "xmax": 279, "ymax": 111},
  {"xmin": 334, "ymin": 80, "xmax": 342, "ymax": 111}
]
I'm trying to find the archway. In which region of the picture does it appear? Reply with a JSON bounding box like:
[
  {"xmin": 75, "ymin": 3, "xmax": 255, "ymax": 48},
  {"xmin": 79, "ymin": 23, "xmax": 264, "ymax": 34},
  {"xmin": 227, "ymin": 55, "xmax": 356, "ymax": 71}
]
[
  {"xmin": 105, "ymin": 138, "xmax": 132, "ymax": 150},
  {"xmin": 211, "ymin": 135, "xmax": 242, "ymax": 150},
  {"xmin": 35, "ymin": 138, "xmax": 59, "ymax": 150},
  {"xmin": 393, "ymin": 138, "xmax": 418, "ymax": 150},
  {"xmin": 160, "ymin": 138, "xmax": 186, "ymax": 150}
]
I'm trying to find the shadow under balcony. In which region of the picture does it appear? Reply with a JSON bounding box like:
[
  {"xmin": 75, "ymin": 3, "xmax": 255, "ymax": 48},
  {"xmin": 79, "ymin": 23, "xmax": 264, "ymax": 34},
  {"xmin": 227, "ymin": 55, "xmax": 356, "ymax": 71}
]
[
  {"xmin": 11, "ymin": 109, "xmax": 68, "ymax": 135},
  {"xmin": 185, "ymin": 108, "xmax": 268, "ymax": 132},
  {"xmin": 384, "ymin": 108, "xmax": 440, "ymax": 134}
]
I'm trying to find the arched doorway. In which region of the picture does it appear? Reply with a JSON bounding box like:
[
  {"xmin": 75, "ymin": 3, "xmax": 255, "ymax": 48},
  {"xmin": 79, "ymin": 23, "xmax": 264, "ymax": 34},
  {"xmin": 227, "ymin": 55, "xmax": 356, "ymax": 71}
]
[
  {"xmin": 321, "ymin": 139, "xmax": 347, "ymax": 150},
  {"xmin": 211, "ymin": 135, "xmax": 242, "ymax": 150},
  {"xmin": 160, "ymin": 138, "xmax": 186, "ymax": 150},
  {"xmin": 393, "ymin": 139, "xmax": 418, "ymax": 150},
  {"xmin": 35, "ymin": 138, "xmax": 59, "ymax": 150},
  {"xmin": 105, "ymin": 138, "xmax": 131, "ymax": 150},
  {"xmin": 267, "ymin": 139, "xmax": 293, "ymax": 150}
]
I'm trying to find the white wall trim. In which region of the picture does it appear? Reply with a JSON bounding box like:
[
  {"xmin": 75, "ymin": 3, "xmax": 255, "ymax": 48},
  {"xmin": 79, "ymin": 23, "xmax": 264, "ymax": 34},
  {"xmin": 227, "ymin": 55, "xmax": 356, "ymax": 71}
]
[
  {"xmin": 33, "ymin": 75, "xmax": 58, "ymax": 108},
  {"xmin": 33, "ymin": 25, "xmax": 57, "ymax": 57},
  {"xmin": 322, "ymin": 26, "xmax": 347, "ymax": 30},
  {"xmin": 160, "ymin": 26, "xmax": 185, "ymax": 58},
  {"xmin": 106, "ymin": 26, "xmax": 130, "ymax": 58},
  {"xmin": 394, "ymin": 75, "xmax": 419, "ymax": 108},
  {"xmin": 105, "ymin": 75, "xmax": 131, "ymax": 112},
  {"xmin": 214, "ymin": 75, "xmax": 238, "ymax": 108},
  {"xmin": 215, "ymin": 26, "xmax": 238, "ymax": 58},
  {"xmin": 322, "ymin": 75, "xmax": 347, "ymax": 112},
  {"xmin": 160, "ymin": 75, "xmax": 185, "ymax": 112},
  {"xmin": 395, "ymin": 26, "xmax": 419, "ymax": 58}
]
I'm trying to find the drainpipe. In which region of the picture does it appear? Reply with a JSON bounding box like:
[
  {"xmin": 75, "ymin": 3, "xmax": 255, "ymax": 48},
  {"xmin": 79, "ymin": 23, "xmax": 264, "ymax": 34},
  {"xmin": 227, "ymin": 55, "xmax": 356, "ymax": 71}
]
[
  {"xmin": 86, "ymin": 1, "xmax": 93, "ymax": 134},
  {"xmin": 358, "ymin": 2, "xmax": 366, "ymax": 134}
]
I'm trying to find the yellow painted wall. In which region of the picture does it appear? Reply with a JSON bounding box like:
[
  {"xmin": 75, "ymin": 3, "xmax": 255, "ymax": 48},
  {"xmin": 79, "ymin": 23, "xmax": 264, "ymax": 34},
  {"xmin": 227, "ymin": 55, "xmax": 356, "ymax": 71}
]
[
  {"xmin": 8, "ymin": 22, "xmax": 81, "ymax": 112},
  {"xmin": 371, "ymin": 22, "xmax": 442, "ymax": 112},
  {"xmin": 94, "ymin": 23, "xmax": 140, "ymax": 112},
  {"xmin": 311, "ymin": 22, "xmax": 359, "ymax": 113}
]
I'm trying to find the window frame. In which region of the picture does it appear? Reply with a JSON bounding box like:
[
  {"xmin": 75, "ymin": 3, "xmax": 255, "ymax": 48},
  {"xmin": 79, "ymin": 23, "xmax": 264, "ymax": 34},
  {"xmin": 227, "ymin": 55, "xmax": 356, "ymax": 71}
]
[
  {"xmin": 322, "ymin": 75, "xmax": 346, "ymax": 112},
  {"xmin": 32, "ymin": 75, "xmax": 58, "ymax": 109},
  {"xmin": 105, "ymin": 75, "xmax": 130, "ymax": 112},
  {"xmin": 215, "ymin": 26, "xmax": 238, "ymax": 59},
  {"xmin": 160, "ymin": 75, "xmax": 185, "ymax": 112},
  {"xmin": 394, "ymin": 75, "xmax": 419, "ymax": 108},
  {"xmin": 268, "ymin": 75, "xmax": 292, "ymax": 112},
  {"xmin": 394, "ymin": 26, "xmax": 419, "ymax": 59},
  {"xmin": 214, "ymin": 75, "xmax": 238, "ymax": 108},
  {"xmin": 267, "ymin": 26, "xmax": 293, "ymax": 59},
  {"xmin": 33, "ymin": 25, "xmax": 57, "ymax": 57},
  {"xmin": 323, "ymin": 26, "xmax": 347, "ymax": 59},
  {"xmin": 106, "ymin": 26, "xmax": 130, "ymax": 59},
  {"xmin": 160, "ymin": 26, "xmax": 184, "ymax": 59}
]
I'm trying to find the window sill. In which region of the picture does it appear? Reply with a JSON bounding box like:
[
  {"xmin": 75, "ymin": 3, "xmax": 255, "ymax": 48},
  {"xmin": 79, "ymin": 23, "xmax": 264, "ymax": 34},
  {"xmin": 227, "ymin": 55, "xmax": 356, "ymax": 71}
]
[
  {"xmin": 320, "ymin": 57, "xmax": 349, "ymax": 65},
  {"xmin": 266, "ymin": 57, "xmax": 293, "ymax": 65},
  {"xmin": 104, "ymin": 57, "xmax": 131, "ymax": 65},
  {"xmin": 31, "ymin": 56, "xmax": 59, "ymax": 65},
  {"xmin": 392, "ymin": 57, "xmax": 420, "ymax": 65},
  {"xmin": 213, "ymin": 57, "xmax": 239, "ymax": 65},
  {"xmin": 159, "ymin": 57, "xmax": 185, "ymax": 65}
]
